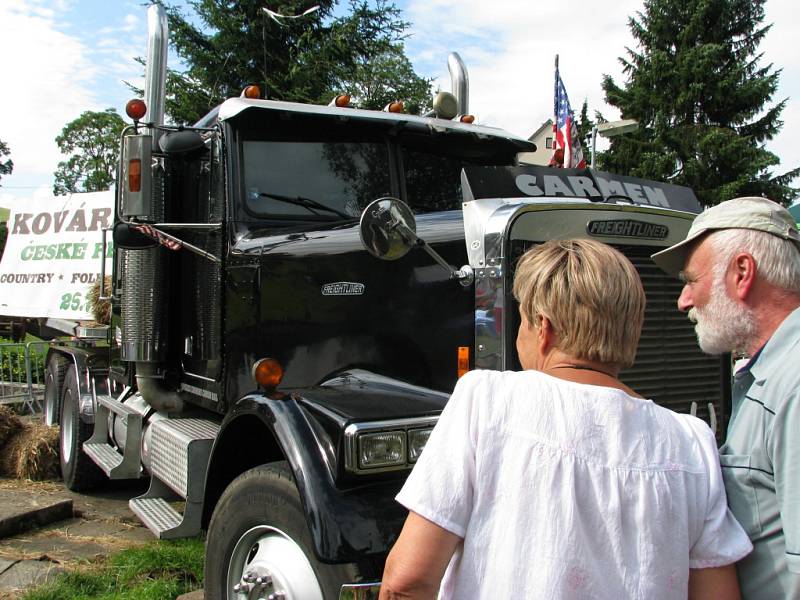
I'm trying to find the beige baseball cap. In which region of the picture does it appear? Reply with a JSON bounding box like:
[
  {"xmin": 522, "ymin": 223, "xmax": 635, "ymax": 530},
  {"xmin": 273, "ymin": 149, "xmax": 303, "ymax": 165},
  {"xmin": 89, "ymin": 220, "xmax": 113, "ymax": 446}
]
[{"xmin": 651, "ymin": 196, "xmax": 800, "ymax": 276}]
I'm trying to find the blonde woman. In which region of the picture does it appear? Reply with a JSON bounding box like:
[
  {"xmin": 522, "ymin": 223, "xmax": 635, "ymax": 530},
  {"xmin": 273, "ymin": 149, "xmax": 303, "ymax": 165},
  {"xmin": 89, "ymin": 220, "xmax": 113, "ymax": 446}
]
[{"xmin": 381, "ymin": 239, "xmax": 751, "ymax": 600}]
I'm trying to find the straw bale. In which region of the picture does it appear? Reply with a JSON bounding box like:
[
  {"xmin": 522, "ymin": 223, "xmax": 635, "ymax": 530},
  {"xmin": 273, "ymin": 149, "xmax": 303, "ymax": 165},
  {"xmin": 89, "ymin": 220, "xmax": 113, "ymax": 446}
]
[
  {"xmin": 0, "ymin": 422, "xmax": 60, "ymax": 481},
  {"xmin": 87, "ymin": 276, "xmax": 112, "ymax": 325},
  {"xmin": 0, "ymin": 406, "xmax": 24, "ymax": 448}
]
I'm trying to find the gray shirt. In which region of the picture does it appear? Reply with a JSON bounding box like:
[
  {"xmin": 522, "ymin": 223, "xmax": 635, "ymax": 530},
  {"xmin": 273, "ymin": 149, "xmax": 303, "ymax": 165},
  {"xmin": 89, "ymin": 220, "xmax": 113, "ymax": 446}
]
[{"xmin": 720, "ymin": 306, "xmax": 800, "ymax": 599}]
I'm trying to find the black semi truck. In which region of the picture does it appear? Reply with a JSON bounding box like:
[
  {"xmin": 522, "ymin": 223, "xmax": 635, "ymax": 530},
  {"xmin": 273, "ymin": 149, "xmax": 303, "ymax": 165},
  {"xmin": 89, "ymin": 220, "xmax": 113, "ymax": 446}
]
[{"xmin": 42, "ymin": 6, "xmax": 727, "ymax": 599}]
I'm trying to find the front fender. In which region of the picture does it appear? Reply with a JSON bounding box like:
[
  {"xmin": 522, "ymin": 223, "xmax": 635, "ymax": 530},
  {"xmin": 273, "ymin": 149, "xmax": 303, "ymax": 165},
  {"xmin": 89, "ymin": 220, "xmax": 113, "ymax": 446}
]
[{"xmin": 207, "ymin": 392, "xmax": 409, "ymax": 563}]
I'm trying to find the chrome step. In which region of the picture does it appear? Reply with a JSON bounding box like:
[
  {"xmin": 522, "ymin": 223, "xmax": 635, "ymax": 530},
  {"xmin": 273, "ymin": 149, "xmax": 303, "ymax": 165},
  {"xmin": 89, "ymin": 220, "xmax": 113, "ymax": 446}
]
[
  {"xmin": 131, "ymin": 418, "xmax": 219, "ymax": 539},
  {"xmin": 83, "ymin": 443, "xmax": 123, "ymax": 472},
  {"xmin": 129, "ymin": 497, "xmax": 182, "ymax": 533},
  {"xmin": 84, "ymin": 391, "xmax": 142, "ymax": 479}
]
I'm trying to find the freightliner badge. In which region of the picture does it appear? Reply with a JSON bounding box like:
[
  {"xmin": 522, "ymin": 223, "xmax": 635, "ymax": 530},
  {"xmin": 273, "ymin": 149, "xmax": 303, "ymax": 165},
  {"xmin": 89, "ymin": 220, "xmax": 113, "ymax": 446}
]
[{"xmin": 587, "ymin": 219, "xmax": 669, "ymax": 240}]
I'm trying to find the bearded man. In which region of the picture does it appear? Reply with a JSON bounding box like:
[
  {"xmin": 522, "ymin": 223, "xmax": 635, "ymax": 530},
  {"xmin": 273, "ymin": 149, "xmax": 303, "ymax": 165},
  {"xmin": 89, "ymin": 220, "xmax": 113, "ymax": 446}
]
[{"xmin": 652, "ymin": 197, "xmax": 800, "ymax": 599}]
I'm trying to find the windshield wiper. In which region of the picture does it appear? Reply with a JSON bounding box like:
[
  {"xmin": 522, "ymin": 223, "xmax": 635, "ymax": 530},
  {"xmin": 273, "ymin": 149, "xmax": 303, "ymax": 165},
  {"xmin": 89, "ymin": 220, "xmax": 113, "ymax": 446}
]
[{"xmin": 258, "ymin": 192, "xmax": 353, "ymax": 220}]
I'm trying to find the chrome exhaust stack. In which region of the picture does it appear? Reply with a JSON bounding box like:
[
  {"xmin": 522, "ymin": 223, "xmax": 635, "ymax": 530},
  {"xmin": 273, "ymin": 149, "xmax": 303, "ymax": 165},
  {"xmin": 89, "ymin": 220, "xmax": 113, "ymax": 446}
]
[
  {"xmin": 119, "ymin": 3, "xmax": 182, "ymax": 412},
  {"xmin": 144, "ymin": 4, "xmax": 168, "ymax": 137},
  {"xmin": 430, "ymin": 52, "xmax": 470, "ymax": 120},
  {"xmin": 447, "ymin": 52, "xmax": 469, "ymax": 115}
]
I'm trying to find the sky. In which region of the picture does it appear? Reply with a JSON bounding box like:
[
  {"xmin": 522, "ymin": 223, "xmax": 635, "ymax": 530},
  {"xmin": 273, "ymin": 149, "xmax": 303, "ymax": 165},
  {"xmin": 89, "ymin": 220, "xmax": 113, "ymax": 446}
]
[{"xmin": 0, "ymin": 0, "xmax": 797, "ymax": 207}]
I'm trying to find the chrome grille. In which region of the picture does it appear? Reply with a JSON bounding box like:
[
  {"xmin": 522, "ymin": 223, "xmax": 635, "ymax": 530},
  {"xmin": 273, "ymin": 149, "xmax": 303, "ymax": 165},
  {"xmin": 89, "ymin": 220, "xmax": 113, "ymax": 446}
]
[
  {"xmin": 619, "ymin": 246, "xmax": 728, "ymax": 435},
  {"xmin": 507, "ymin": 241, "xmax": 729, "ymax": 438}
]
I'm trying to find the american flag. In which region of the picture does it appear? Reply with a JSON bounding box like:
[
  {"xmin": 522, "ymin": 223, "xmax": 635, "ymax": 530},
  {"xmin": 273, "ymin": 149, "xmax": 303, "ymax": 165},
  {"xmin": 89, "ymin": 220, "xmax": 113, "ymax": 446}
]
[{"xmin": 553, "ymin": 64, "xmax": 586, "ymax": 169}]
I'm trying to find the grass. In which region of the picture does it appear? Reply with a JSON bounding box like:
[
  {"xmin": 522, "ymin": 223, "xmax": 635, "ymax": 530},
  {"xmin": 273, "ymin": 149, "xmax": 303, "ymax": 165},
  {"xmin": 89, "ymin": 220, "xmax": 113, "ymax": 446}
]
[{"xmin": 20, "ymin": 537, "xmax": 205, "ymax": 600}]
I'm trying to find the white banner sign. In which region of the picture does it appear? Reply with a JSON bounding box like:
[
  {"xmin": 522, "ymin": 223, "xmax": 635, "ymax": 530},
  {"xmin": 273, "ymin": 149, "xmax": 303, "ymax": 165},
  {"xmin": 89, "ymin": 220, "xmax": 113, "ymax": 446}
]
[{"xmin": 0, "ymin": 191, "xmax": 114, "ymax": 319}]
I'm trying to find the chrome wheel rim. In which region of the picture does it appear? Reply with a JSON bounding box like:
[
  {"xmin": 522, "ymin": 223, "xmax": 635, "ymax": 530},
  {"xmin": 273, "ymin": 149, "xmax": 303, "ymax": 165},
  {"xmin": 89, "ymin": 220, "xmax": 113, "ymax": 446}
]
[
  {"xmin": 60, "ymin": 391, "xmax": 74, "ymax": 464},
  {"xmin": 227, "ymin": 525, "xmax": 323, "ymax": 600},
  {"xmin": 44, "ymin": 372, "xmax": 57, "ymax": 426}
]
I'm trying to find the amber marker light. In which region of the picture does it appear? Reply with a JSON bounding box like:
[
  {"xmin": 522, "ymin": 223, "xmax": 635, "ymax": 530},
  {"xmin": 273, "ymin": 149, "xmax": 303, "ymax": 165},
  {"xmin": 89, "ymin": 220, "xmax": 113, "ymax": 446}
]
[
  {"xmin": 332, "ymin": 94, "xmax": 352, "ymax": 108},
  {"xmin": 384, "ymin": 101, "xmax": 404, "ymax": 113},
  {"xmin": 242, "ymin": 85, "xmax": 261, "ymax": 99},
  {"xmin": 126, "ymin": 99, "xmax": 147, "ymax": 121},
  {"xmin": 128, "ymin": 159, "xmax": 142, "ymax": 192},
  {"xmin": 252, "ymin": 358, "xmax": 284, "ymax": 389},
  {"xmin": 457, "ymin": 346, "xmax": 470, "ymax": 378},
  {"xmin": 460, "ymin": 114, "xmax": 475, "ymax": 124}
]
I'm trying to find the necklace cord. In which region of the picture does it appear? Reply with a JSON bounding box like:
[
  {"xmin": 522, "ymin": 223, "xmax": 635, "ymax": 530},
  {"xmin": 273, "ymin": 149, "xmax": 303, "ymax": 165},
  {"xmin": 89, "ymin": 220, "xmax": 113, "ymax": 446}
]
[{"xmin": 547, "ymin": 364, "xmax": 616, "ymax": 378}]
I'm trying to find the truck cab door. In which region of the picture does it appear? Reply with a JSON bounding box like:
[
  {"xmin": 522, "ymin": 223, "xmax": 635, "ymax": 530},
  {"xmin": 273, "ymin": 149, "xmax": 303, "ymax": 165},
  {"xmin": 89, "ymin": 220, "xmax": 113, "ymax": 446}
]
[{"xmin": 172, "ymin": 144, "xmax": 224, "ymax": 406}]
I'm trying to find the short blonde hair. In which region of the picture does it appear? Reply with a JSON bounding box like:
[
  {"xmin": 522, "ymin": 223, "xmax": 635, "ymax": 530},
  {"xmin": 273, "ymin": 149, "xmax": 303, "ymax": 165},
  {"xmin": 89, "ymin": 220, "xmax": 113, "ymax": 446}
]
[{"xmin": 512, "ymin": 239, "xmax": 645, "ymax": 368}]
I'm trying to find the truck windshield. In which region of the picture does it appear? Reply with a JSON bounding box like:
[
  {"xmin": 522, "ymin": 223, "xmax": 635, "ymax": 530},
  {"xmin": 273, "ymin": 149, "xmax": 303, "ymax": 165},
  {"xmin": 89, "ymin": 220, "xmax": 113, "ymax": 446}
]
[
  {"xmin": 243, "ymin": 140, "xmax": 391, "ymax": 220},
  {"xmin": 401, "ymin": 148, "xmax": 465, "ymax": 213}
]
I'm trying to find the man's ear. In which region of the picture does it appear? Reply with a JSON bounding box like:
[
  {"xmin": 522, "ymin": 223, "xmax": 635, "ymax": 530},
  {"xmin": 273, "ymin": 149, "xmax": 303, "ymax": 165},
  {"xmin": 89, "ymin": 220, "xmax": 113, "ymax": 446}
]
[{"xmin": 731, "ymin": 253, "xmax": 757, "ymax": 300}]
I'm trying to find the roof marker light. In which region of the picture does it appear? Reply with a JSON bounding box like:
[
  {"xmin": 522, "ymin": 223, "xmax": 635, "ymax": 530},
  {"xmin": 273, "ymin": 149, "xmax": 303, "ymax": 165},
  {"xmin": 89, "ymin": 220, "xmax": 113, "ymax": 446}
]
[
  {"xmin": 329, "ymin": 94, "xmax": 352, "ymax": 108},
  {"xmin": 459, "ymin": 114, "xmax": 475, "ymax": 124},
  {"xmin": 383, "ymin": 101, "xmax": 404, "ymax": 113},
  {"xmin": 242, "ymin": 85, "xmax": 261, "ymax": 99}
]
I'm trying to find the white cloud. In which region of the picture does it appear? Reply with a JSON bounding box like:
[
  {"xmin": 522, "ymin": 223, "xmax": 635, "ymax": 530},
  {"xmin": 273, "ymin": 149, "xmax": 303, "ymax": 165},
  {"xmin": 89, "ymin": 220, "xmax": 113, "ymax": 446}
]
[
  {"xmin": 0, "ymin": 2, "xmax": 145, "ymax": 198},
  {"xmin": 0, "ymin": 2, "xmax": 98, "ymax": 189},
  {"xmin": 1, "ymin": 0, "xmax": 795, "ymax": 203},
  {"xmin": 404, "ymin": 0, "xmax": 798, "ymax": 182},
  {"xmin": 122, "ymin": 13, "xmax": 139, "ymax": 32}
]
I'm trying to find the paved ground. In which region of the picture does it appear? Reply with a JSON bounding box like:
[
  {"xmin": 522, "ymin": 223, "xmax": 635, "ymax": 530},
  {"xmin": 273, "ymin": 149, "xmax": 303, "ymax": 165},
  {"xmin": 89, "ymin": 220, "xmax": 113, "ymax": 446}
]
[{"xmin": 0, "ymin": 477, "xmax": 156, "ymax": 599}]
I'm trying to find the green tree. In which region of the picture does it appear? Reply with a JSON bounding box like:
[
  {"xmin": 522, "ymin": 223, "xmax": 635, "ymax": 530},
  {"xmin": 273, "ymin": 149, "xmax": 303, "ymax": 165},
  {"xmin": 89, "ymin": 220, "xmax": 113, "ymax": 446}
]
[
  {"xmin": 53, "ymin": 109, "xmax": 125, "ymax": 196},
  {"xmin": 0, "ymin": 138, "xmax": 12, "ymax": 186},
  {"xmin": 575, "ymin": 100, "xmax": 596, "ymax": 163},
  {"xmin": 161, "ymin": 0, "xmax": 430, "ymax": 124},
  {"xmin": 601, "ymin": 0, "xmax": 798, "ymax": 206}
]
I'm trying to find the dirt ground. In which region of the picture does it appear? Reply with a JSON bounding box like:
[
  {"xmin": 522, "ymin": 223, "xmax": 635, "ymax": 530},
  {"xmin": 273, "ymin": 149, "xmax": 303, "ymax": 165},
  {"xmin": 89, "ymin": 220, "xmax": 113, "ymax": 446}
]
[{"xmin": 0, "ymin": 477, "xmax": 154, "ymax": 598}]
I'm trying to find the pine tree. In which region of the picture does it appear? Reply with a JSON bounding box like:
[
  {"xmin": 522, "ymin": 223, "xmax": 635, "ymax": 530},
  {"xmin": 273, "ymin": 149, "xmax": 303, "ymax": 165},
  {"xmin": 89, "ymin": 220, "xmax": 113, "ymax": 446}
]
[
  {"xmin": 576, "ymin": 100, "xmax": 595, "ymax": 166},
  {"xmin": 161, "ymin": 0, "xmax": 431, "ymax": 125},
  {"xmin": 601, "ymin": 0, "xmax": 798, "ymax": 206}
]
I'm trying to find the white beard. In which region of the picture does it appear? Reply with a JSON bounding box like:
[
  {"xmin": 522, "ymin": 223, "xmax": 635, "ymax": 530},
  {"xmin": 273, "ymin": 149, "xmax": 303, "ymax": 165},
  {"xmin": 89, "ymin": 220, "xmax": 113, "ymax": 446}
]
[{"xmin": 688, "ymin": 271, "xmax": 757, "ymax": 356}]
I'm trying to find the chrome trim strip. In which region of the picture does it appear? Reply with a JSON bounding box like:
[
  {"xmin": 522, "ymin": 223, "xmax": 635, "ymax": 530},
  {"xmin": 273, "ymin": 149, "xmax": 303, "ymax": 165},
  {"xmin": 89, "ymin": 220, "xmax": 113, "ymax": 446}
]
[
  {"xmin": 121, "ymin": 341, "xmax": 164, "ymax": 363},
  {"xmin": 179, "ymin": 382, "xmax": 218, "ymax": 402},
  {"xmin": 182, "ymin": 371, "xmax": 216, "ymax": 383},
  {"xmin": 344, "ymin": 416, "xmax": 439, "ymax": 474}
]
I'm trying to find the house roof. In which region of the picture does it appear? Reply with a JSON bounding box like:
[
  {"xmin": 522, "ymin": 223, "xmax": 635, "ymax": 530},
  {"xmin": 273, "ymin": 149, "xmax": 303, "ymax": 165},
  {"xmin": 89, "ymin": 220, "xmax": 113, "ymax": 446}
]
[{"xmin": 528, "ymin": 119, "xmax": 553, "ymax": 141}]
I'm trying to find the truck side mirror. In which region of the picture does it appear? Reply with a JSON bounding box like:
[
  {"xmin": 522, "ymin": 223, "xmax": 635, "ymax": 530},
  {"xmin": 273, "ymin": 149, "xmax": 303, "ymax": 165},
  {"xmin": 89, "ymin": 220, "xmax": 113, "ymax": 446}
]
[
  {"xmin": 359, "ymin": 197, "xmax": 474, "ymax": 286},
  {"xmin": 159, "ymin": 130, "xmax": 206, "ymax": 156},
  {"xmin": 359, "ymin": 197, "xmax": 417, "ymax": 260}
]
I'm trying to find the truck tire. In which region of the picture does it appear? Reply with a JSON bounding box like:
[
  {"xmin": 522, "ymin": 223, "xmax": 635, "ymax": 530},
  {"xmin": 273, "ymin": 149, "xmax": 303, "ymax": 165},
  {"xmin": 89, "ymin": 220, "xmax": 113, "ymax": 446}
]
[
  {"xmin": 59, "ymin": 368, "xmax": 103, "ymax": 491},
  {"xmin": 43, "ymin": 355, "xmax": 68, "ymax": 427},
  {"xmin": 205, "ymin": 462, "xmax": 362, "ymax": 600}
]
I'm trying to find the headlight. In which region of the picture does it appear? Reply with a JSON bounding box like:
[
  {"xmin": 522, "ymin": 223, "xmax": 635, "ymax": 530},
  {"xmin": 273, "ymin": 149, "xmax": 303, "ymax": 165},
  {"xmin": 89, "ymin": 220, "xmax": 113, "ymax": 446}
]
[
  {"xmin": 344, "ymin": 417, "xmax": 438, "ymax": 474},
  {"xmin": 408, "ymin": 428, "xmax": 431, "ymax": 463},
  {"xmin": 358, "ymin": 431, "xmax": 406, "ymax": 469}
]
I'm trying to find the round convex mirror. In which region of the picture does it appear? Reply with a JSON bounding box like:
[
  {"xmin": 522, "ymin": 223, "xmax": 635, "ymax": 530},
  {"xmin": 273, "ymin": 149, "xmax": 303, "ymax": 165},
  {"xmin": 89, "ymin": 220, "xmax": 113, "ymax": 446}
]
[{"xmin": 359, "ymin": 197, "xmax": 417, "ymax": 260}]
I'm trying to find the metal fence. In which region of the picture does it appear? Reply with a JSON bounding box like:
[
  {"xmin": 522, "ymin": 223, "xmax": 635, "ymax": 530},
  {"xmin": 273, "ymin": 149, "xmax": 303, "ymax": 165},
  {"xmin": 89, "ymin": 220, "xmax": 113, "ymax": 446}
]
[{"xmin": 0, "ymin": 341, "xmax": 50, "ymax": 414}]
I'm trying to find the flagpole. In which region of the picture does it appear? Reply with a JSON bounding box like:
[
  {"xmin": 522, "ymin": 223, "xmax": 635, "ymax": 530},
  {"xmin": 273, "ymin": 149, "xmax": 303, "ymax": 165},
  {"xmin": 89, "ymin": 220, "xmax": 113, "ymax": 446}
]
[
  {"xmin": 552, "ymin": 55, "xmax": 559, "ymax": 167},
  {"xmin": 550, "ymin": 54, "xmax": 558, "ymax": 162}
]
